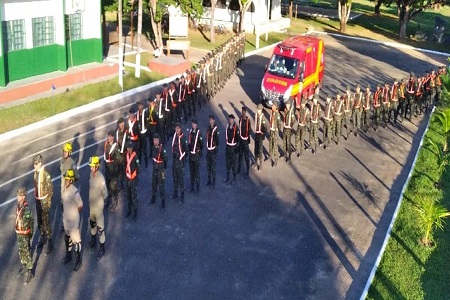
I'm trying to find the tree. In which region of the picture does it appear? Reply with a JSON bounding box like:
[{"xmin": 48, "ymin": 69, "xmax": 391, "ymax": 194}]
[
  {"xmin": 374, "ymin": 0, "xmax": 383, "ymax": 14},
  {"xmin": 415, "ymin": 196, "xmax": 450, "ymax": 247},
  {"xmin": 435, "ymin": 108, "xmax": 450, "ymax": 152},
  {"xmin": 238, "ymin": 0, "xmax": 253, "ymax": 33},
  {"xmin": 338, "ymin": 0, "xmax": 352, "ymax": 33},
  {"xmin": 210, "ymin": 0, "xmax": 217, "ymax": 44}
]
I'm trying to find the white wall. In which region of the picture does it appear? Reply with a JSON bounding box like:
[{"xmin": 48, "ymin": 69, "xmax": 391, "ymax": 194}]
[{"xmin": 2, "ymin": 0, "xmax": 64, "ymax": 47}]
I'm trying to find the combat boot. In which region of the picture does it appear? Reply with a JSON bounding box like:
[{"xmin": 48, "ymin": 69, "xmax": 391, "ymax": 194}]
[
  {"xmin": 97, "ymin": 243, "xmax": 105, "ymax": 260},
  {"xmin": 148, "ymin": 196, "xmax": 156, "ymax": 205},
  {"xmin": 24, "ymin": 269, "xmax": 33, "ymax": 285},
  {"xmin": 73, "ymin": 244, "xmax": 82, "ymax": 272},
  {"xmin": 62, "ymin": 251, "xmax": 72, "ymax": 265},
  {"xmin": 87, "ymin": 234, "xmax": 96, "ymax": 250},
  {"xmin": 17, "ymin": 267, "xmax": 26, "ymax": 276},
  {"xmin": 124, "ymin": 211, "xmax": 131, "ymax": 219},
  {"xmin": 188, "ymin": 182, "xmax": 195, "ymax": 194},
  {"xmin": 195, "ymin": 183, "xmax": 200, "ymax": 196},
  {"xmin": 212, "ymin": 177, "xmax": 216, "ymax": 189},
  {"xmin": 45, "ymin": 238, "xmax": 53, "ymax": 255},
  {"xmin": 110, "ymin": 196, "xmax": 118, "ymax": 212}
]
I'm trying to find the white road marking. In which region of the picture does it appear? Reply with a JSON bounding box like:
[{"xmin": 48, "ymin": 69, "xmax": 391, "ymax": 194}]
[
  {"xmin": 12, "ymin": 122, "xmax": 114, "ymax": 164},
  {"xmin": 0, "ymin": 157, "xmax": 103, "ymax": 208},
  {"xmin": 0, "ymin": 138, "xmax": 106, "ymax": 190}
]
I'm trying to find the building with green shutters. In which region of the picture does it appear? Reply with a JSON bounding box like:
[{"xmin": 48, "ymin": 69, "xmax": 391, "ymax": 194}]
[{"xmin": 0, "ymin": 0, "xmax": 103, "ymax": 87}]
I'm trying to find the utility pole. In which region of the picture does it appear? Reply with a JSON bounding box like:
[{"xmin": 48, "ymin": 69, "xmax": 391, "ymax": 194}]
[
  {"xmin": 118, "ymin": 0, "xmax": 124, "ymax": 91},
  {"xmin": 135, "ymin": 0, "xmax": 142, "ymax": 78}
]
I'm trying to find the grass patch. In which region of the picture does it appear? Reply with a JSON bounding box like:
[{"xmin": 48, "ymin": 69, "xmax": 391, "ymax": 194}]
[
  {"xmin": 0, "ymin": 70, "xmax": 165, "ymax": 134},
  {"xmin": 367, "ymin": 90, "xmax": 450, "ymax": 299},
  {"xmin": 290, "ymin": 0, "xmax": 450, "ymax": 52}
]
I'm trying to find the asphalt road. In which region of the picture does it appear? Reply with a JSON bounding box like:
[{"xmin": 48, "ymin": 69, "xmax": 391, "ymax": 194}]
[{"xmin": 0, "ymin": 34, "xmax": 446, "ymax": 300}]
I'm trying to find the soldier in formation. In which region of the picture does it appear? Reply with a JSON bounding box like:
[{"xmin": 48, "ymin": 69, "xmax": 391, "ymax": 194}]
[
  {"xmin": 171, "ymin": 123, "xmax": 188, "ymax": 203},
  {"xmin": 59, "ymin": 143, "xmax": 77, "ymax": 232},
  {"xmin": 206, "ymin": 115, "xmax": 219, "ymax": 188},
  {"xmin": 15, "ymin": 187, "xmax": 34, "ymax": 285},
  {"xmin": 104, "ymin": 130, "xmax": 120, "ymax": 212},
  {"xmin": 33, "ymin": 154, "xmax": 53, "ymax": 255},
  {"xmin": 149, "ymin": 134, "xmax": 167, "ymax": 212},
  {"xmin": 238, "ymin": 106, "xmax": 251, "ymax": 177},
  {"xmin": 124, "ymin": 141, "xmax": 140, "ymax": 222},
  {"xmin": 188, "ymin": 119, "xmax": 203, "ymax": 196},
  {"xmin": 225, "ymin": 114, "xmax": 239, "ymax": 184},
  {"xmin": 254, "ymin": 104, "xmax": 266, "ymax": 170}
]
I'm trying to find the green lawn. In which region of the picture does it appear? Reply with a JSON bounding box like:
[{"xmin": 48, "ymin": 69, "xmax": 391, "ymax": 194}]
[
  {"xmin": 0, "ymin": 70, "xmax": 164, "ymax": 134},
  {"xmin": 367, "ymin": 87, "xmax": 450, "ymax": 299},
  {"xmin": 290, "ymin": 0, "xmax": 450, "ymax": 52}
]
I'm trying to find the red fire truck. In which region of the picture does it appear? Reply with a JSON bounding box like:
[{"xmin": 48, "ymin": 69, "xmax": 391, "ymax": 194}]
[{"xmin": 260, "ymin": 35, "xmax": 325, "ymax": 108}]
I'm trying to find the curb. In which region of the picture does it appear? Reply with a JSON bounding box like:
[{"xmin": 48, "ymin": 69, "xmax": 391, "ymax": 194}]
[
  {"xmin": 0, "ymin": 41, "xmax": 281, "ymax": 145},
  {"xmin": 308, "ymin": 30, "xmax": 450, "ymax": 57},
  {"xmin": 359, "ymin": 106, "xmax": 436, "ymax": 300}
]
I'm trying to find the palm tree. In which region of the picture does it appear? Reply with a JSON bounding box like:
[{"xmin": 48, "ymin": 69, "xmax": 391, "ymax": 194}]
[
  {"xmin": 415, "ymin": 196, "xmax": 450, "ymax": 247},
  {"xmin": 435, "ymin": 108, "xmax": 450, "ymax": 152},
  {"xmin": 428, "ymin": 138, "xmax": 450, "ymax": 179}
]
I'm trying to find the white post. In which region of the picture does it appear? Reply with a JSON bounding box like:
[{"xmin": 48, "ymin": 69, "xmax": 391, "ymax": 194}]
[
  {"xmin": 135, "ymin": 0, "xmax": 143, "ymax": 78},
  {"xmin": 265, "ymin": 32, "xmax": 268, "ymax": 41},
  {"xmin": 118, "ymin": 0, "xmax": 124, "ymax": 91},
  {"xmin": 256, "ymin": 33, "xmax": 260, "ymax": 49}
]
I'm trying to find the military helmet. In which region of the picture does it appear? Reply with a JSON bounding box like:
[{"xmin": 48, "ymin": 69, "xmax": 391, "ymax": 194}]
[
  {"xmin": 89, "ymin": 155, "xmax": 100, "ymax": 167},
  {"xmin": 33, "ymin": 154, "xmax": 43, "ymax": 165},
  {"xmin": 63, "ymin": 142, "xmax": 72, "ymax": 153},
  {"xmin": 17, "ymin": 187, "xmax": 27, "ymax": 196},
  {"xmin": 153, "ymin": 133, "xmax": 160, "ymax": 140},
  {"xmin": 126, "ymin": 141, "xmax": 134, "ymax": 149},
  {"xmin": 63, "ymin": 169, "xmax": 76, "ymax": 180}
]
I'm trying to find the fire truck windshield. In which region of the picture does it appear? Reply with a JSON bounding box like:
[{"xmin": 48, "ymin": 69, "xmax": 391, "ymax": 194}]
[{"xmin": 267, "ymin": 54, "xmax": 299, "ymax": 79}]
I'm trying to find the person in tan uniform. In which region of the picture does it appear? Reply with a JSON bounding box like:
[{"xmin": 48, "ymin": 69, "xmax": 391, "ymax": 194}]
[
  {"xmin": 87, "ymin": 156, "xmax": 108, "ymax": 260},
  {"xmin": 61, "ymin": 169, "xmax": 83, "ymax": 272},
  {"xmin": 33, "ymin": 154, "xmax": 53, "ymax": 255},
  {"xmin": 59, "ymin": 143, "xmax": 77, "ymax": 233}
]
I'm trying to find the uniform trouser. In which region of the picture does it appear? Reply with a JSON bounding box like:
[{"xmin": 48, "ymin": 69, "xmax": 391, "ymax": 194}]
[
  {"xmin": 90, "ymin": 208, "xmax": 105, "ymax": 243},
  {"xmin": 381, "ymin": 103, "xmax": 389, "ymax": 124},
  {"xmin": 65, "ymin": 228, "xmax": 81, "ymax": 253},
  {"xmin": 17, "ymin": 234, "xmax": 33, "ymax": 270},
  {"xmin": 323, "ymin": 120, "xmax": 332, "ymax": 146},
  {"xmin": 415, "ymin": 95, "xmax": 423, "ymax": 114},
  {"xmin": 185, "ymin": 94, "xmax": 193, "ymax": 118},
  {"xmin": 390, "ymin": 101, "xmax": 399, "ymax": 122},
  {"xmin": 175, "ymin": 102, "xmax": 184, "ymax": 122},
  {"xmin": 152, "ymin": 166, "xmax": 166, "ymax": 208},
  {"xmin": 353, "ymin": 110, "xmax": 362, "ymax": 132},
  {"xmin": 269, "ymin": 130, "xmax": 279, "ymax": 162},
  {"xmin": 309, "ymin": 122, "xmax": 319, "ymax": 151},
  {"xmin": 283, "ymin": 128, "xmax": 293, "ymax": 158},
  {"xmin": 295, "ymin": 126, "xmax": 306, "ymax": 153},
  {"xmin": 226, "ymin": 146, "xmax": 237, "ymax": 177},
  {"xmin": 189, "ymin": 154, "xmax": 201, "ymax": 186},
  {"xmin": 238, "ymin": 140, "xmax": 250, "ymax": 173},
  {"xmin": 334, "ymin": 117, "xmax": 342, "ymax": 141},
  {"xmin": 157, "ymin": 120, "xmax": 165, "ymax": 143},
  {"xmin": 206, "ymin": 77, "xmax": 213, "ymax": 100},
  {"xmin": 172, "ymin": 159, "xmax": 185, "ymax": 195},
  {"xmin": 117, "ymin": 157, "xmax": 126, "ymax": 188},
  {"xmin": 343, "ymin": 112, "xmax": 351, "ymax": 137},
  {"xmin": 126, "ymin": 179, "xmax": 138, "ymax": 215},
  {"xmin": 35, "ymin": 199, "xmax": 52, "ymax": 239},
  {"xmin": 362, "ymin": 110, "xmax": 370, "ymax": 129},
  {"xmin": 254, "ymin": 134, "xmax": 264, "ymax": 165},
  {"xmin": 164, "ymin": 112, "xmax": 173, "ymax": 139},
  {"xmin": 397, "ymin": 100, "xmax": 405, "ymax": 121},
  {"xmin": 147, "ymin": 126, "xmax": 157, "ymax": 155},
  {"xmin": 373, "ymin": 108, "xmax": 381, "ymax": 129},
  {"xmin": 405, "ymin": 95, "xmax": 414, "ymax": 118},
  {"xmin": 206, "ymin": 150, "xmax": 217, "ymax": 182},
  {"xmin": 139, "ymin": 134, "xmax": 148, "ymax": 165},
  {"xmin": 105, "ymin": 165, "xmax": 119, "ymax": 199}
]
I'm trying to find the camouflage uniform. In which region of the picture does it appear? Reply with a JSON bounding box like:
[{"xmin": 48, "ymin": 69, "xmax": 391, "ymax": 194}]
[
  {"xmin": 225, "ymin": 117, "xmax": 240, "ymax": 183},
  {"xmin": 353, "ymin": 89, "xmax": 363, "ymax": 135},
  {"xmin": 150, "ymin": 142, "xmax": 167, "ymax": 210},
  {"xmin": 188, "ymin": 124, "xmax": 203, "ymax": 195},
  {"xmin": 269, "ymin": 107, "xmax": 282, "ymax": 166},
  {"xmin": 16, "ymin": 197, "xmax": 34, "ymax": 273},
  {"xmin": 343, "ymin": 90, "xmax": 353, "ymax": 138},
  {"xmin": 172, "ymin": 130, "xmax": 188, "ymax": 202},
  {"xmin": 136, "ymin": 103, "xmax": 149, "ymax": 168},
  {"xmin": 115, "ymin": 120, "xmax": 128, "ymax": 188},
  {"xmin": 406, "ymin": 75, "xmax": 417, "ymax": 119},
  {"xmin": 282, "ymin": 104, "xmax": 296, "ymax": 160},
  {"xmin": 323, "ymin": 97, "xmax": 334, "ymax": 148},
  {"xmin": 254, "ymin": 105, "xmax": 267, "ymax": 169},
  {"xmin": 310, "ymin": 99, "xmax": 321, "ymax": 153},
  {"xmin": 333, "ymin": 95, "xmax": 344, "ymax": 144},
  {"xmin": 295, "ymin": 103, "xmax": 309, "ymax": 156},
  {"xmin": 104, "ymin": 137, "xmax": 120, "ymax": 212},
  {"xmin": 398, "ymin": 81, "xmax": 406, "ymax": 123},
  {"xmin": 362, "ymin": 88, "xmax": 372, "ymax": 131},
  {"xmin": 33, "ymin": 164, "xmax": 53, "ymax": 246},
  {"xmin": 372, "ymin": 86, "xmax": 382, "ymax": 130},
  {"xmin": 381, "ymin": 84, "xmax": 390, "ymax": 126},
  {"xmin": 389, "ymin": 81, "xmax": 400, "ymax": 123},
  {"xmin": 238, "ymin": 111, "xmax": 251, "ymax": 176},
  {"xmin": 125, "ymin": 146, "xmax": 140, "ymax": 221},
  {"xmin": 206, "ymin": 118, "xmax": 220, "ymax": 187},
  {"xmin": 146, "ymin": 98, "xmax": 159, "ymax": 155}
]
